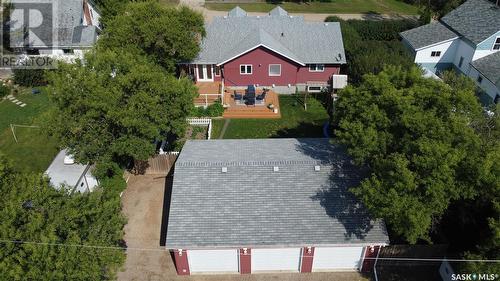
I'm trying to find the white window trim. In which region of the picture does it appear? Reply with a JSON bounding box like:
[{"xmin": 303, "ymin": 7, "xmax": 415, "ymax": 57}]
[
  {"xmin": 240, "ymin": 64, "xmax": 252, "ymax": 75},
  {"xmin": 307, "ymin": 86, "xmax": 323, "ymax": 93},
  {"xmin": 309, "ymin": 64, "xmax": 325, "ymax": 72},
  {"xmin": 214, "ymin": 65, "xmax": 220, "ymax": 76},
  {"xmin": 431, "ymin": 51, "xmax": 441, "ymax": 57},
  {"xmin": 268, "ymin": 64, "xmax": 281, "ymax": 76},
  {"xmin": 492, "ymin": 37, "xmax": 500, "ymax": 51}
]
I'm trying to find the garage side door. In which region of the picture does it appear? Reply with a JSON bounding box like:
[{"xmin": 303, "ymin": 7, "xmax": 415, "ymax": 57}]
[
  {"xmin": 312, "ymin": 247, "xmax": 364, "ymax": 271},
  {"xmin": 188, "ymin": 249, "xmax": 239, "ymax": 273},
  {"xmin": 252, "ymin": 248, "xmax": 301, "ymax": 272}
]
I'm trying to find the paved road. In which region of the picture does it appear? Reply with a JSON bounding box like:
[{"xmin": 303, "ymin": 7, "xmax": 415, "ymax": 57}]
[{"xmin": 180, "ymin": 0, "xmax": 418, "ymax": 22}]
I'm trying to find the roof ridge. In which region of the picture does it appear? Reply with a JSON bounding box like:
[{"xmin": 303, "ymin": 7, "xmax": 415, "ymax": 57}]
[{"xmin": 176, "ymin": 159, "xmax": 331, "ymax": 167}]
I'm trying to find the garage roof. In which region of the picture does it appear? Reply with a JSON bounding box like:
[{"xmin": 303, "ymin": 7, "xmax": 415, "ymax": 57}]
[{"xmin": 165, "ymin": 139, "xmax": 389, "ymax": 248}]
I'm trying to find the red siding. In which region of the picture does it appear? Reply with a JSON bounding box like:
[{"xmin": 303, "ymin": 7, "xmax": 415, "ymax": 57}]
[
  {"xmin": 300, "ymin": 247, "xmax": 315, "ymax": 273},
  {"xmin": 239, "ymin": 248, "xmax": 251, "ymax": 274},
  {"xmin": 360, "ymin": 246, "xmax": 381, "ymax": 273},
  {"xmin": 172, "ymin": 249, "xmax": 190, "ymax": 275},
  {"xmin": 221, "ymin": 47, "xmax": 340, "ymax": 87}
]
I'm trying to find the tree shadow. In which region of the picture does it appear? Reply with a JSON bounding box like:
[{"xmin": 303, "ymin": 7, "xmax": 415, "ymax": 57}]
[
  {"xmin": 272, "ymin": 121, "xmax": 327, "ymax": 138},
  {"xmin": 295, "ymin": 138, "xmax": 377, "ymax": 240}
]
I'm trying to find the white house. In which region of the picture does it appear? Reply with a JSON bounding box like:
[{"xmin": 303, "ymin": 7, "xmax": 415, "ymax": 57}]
[
  {"xmin": 400, "ymin": 0, "xmax": 500, "ymax": 104},
  {"xmin": 45, "ymin": 149, "xmax": 98, "ymax": 193},
  {"xmin": 9, "ymin": 0, "xmax": 101, "ymax": 62}
]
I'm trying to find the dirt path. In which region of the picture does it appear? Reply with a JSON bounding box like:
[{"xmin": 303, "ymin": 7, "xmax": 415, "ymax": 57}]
[
  {"xmin": 219, "ymin": 119, "xmax": 231, "ymax": 139},
  {"xmin": 179, "ymin": 0, "xmax": 418, "ymax": 22}
]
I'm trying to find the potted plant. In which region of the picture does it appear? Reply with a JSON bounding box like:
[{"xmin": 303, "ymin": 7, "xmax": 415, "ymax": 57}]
[{"xmin": 267, "ymin": 103, "xmax": 274, "ymax": 109}]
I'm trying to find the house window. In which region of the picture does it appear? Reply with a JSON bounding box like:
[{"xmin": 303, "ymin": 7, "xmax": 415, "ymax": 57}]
[
  {"xmin": 240, "ymin": 64, "xmax": 252, "ymax": 75},
  {"xmin": 493, "ymin": 37, "xmax": 500, "ymax": 50},
  {"xmin": 458, "ymin": 57, "xmax": 464, "ymax": 68},
  {"xmin": 309, "ymin": 64, "xmax": 324, "ymax": 72},
  {"xmin": 307, "ymin": 86, "xmax": 322, "ymax": 93},
  {"xmin": 268, "ymin": 64, "xmax": 281, "ymax": 76},
  {"xmin": 214, "ymin": 65, "xmax": 220, "ymax": 76},
  {"xmin": 477, "ymin": 75, "xmax": 483, "ymax": 84},
  {"xmin": 63, "ymin": 49, "xmax": 74, "ymax": 54},
  {"xmin": 431, "ymin": 51, "xmax": 441, "ymax": 57}
]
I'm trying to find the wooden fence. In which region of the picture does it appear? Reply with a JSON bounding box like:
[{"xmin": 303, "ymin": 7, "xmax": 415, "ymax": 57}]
[{"xmin": 135, "ymin": 154, "xmax": 177, "ymax": 175}]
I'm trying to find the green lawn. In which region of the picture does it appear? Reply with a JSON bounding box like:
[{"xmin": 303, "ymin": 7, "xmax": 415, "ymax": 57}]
[
  {"xmin": 212, "ymin": 95, "xmax": 329, "ymax": 139},
  {"xmin": 0, "ymin": 87, "xmax": 59, "ymax": 173},
  {"xmin": 204, "ymin": 0, "xmax": 419, "ymax": 15}
]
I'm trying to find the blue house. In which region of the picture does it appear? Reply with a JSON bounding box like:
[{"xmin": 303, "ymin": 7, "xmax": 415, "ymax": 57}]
[{"xmin": 400, "ymin": 0, "xmax": 500, "ymax": 103}]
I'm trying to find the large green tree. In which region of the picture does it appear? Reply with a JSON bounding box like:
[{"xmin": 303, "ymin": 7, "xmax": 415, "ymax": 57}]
[
  {"xmin": 333, "ymin": 66, "xmax": 484, "ymax": 243},
  {"xmin": 0, "ymin": 153, "xmax": 126, "ymax": 280},
  {"xmin": 98, "ymin": 1, "xmax": 205, "ymax": 73},
  {"xmin": 46, "ymin": 49, "xmax": 197, "ymax": 165}
]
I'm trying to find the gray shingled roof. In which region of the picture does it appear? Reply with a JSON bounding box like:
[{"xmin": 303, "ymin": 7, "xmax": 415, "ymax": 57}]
[
  {"xmin": 192, "ymin": 7, "xmax": 346, "ymax": 65},
  {"xmin": 9, "ymin": 0, "xmax": 98, "ymax": 48},
  {"xmin": 400, "ymin": 21, "xmax": 459, "ymax": 50},
  {"xmin": 441, "ymin": 0, "xmax": 500, "ymax": 45},
  {"xmin": 471, "ymin": 52, "xmax": 500, "ymax": 87},
  {"xmin": 165, "ymin": 139, "xmax": 389, "ymax": 249}
]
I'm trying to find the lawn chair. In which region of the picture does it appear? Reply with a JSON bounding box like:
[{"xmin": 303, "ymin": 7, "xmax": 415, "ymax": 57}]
[
  {"xmin": 245, "ymin": 92, "xmax": 256, "ymax": 106},
  {"xmin": 256, "ymin": 91, "xmax": 266, "ymax": 101},
  {"xmin": 233, "ymin": 90, "xmax": 243, "ymax": 103}
]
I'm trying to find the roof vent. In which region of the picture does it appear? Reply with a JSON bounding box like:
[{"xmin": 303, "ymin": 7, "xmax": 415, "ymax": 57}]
[
  {"xmin": 324, "ymin": 23, "xmax": 328, "ymax": 26},
  {"xmin": 222, "ymin": 167, "xmax": 228, "ymax": 173},
  {"xmin": 273, "ymin": 166, "xmax": 279, "ymax": 172},
  {"xmin": 281, "ymin": 32, "xmax": 284, "ymax": 37},
  {"xmin": 314, "ymin": 165, "xmax": 321, "ymax": 171}
]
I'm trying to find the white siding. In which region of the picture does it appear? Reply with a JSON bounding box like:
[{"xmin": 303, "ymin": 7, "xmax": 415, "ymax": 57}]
[
  {"xmin": 469, "ymin": 67, "xmax": 500, "ymax": 100},
  {"xmin": 312, "ymin": 246, "xmax": 364, "ymax": 271},
  {"xmin": 473, "ymin": 49, "xmax": 500, "ymax": 61},
  {"xmin": 453, "ymin": 40, "xmax": 476, "ymax": 74},
  {"xmin": 252, "ymin": 248, "xmax": 301, "ymax": 272},
  {"xmin": 188, "ymin": 249, "xmax": 239, "ymax": 273},
  {"xmin": 414, "ymin": 39, "xmax": 459, "ymax": 64}
]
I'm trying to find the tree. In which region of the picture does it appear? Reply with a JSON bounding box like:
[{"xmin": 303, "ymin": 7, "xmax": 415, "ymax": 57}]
[
  {"xmin": 98, "ymin": 1, "xmax": 205, "ymax": 73},
  {"xmin": 46, "ymin": 48, "xmax": 197, "ymax": 166},
  {"xmin": 12, "ymin": 68, "xmax": 48, "ymax": 87},
  {"xmin": 0, "ymin": 153, "xmax": 126, "ymax": 280},
  {"xmin": 333, "ymin": 66, "xmax": 484, "ymax": 243}
]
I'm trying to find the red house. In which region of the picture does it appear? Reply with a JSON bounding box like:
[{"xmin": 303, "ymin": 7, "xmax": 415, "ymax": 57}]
[{"xmin": 182, "ymin": 7, "xmax": 347, "ymax": 115}]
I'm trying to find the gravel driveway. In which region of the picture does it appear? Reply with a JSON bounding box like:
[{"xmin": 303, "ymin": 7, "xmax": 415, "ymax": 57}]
[{"xmin": 117, "ymin": 174, "xmax": 369, "ymax": 281}]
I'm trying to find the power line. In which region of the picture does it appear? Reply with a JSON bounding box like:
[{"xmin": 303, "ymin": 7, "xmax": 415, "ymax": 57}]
[{"xmin": 0, "ymin": 239, "xmax": 499, "ymax": 263}]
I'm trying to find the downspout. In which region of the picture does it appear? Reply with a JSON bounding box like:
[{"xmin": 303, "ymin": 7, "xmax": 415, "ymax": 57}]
[{"xmin": 373, "ymin": 246, "xmax": 382, "ymax": 281}]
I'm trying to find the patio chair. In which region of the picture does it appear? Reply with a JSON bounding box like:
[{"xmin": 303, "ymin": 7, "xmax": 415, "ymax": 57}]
[
  {"xmin": 256, "ymin": 91, "xmax": 266, "ymax": 101},
  {"xmin": 245, "ymin": 92, "xmax": 256, "ymax": 106}
]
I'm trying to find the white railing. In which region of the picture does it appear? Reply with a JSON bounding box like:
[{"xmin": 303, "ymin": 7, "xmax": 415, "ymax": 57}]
[
  {"xmin": 195, "ymin": 94, "xmax": 221, "ymax": 108},
  {"xmin": 186, "ymin": 117, "xmax": 212, "ymax": 140}
]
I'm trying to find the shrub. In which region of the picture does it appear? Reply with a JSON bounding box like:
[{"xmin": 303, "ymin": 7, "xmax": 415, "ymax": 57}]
[
  {"xmin": 0, "ymin": 83, "xmax": 9, "ymax": 98},
  {"xmin": 13, "ymin": 68, "xmax": 48, "ymax": 87},
  {"xmin": 191, "ymin": 101, "xmax": 224, "ymax": 117}
]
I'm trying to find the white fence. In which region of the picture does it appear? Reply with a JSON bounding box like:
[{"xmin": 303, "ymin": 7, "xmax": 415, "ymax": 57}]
[{"xmin": 186, "ymin": 118, "xmax": 213, "ymax": 140}]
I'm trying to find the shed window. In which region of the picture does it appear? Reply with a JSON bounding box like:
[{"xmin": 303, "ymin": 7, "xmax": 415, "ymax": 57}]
[
  {"xmin": 477, "ymin": 75, "xmax": 483, "ymax": 84},
  {"xmin": 309, "ymin": 64, "xmax": 324, "ymax": 72},
  {"xmin": 493, "ymin": 37, "xmax": 500, "ymax": 50},
  {"xmin": 240, "ymin": 64, "xmax": 252, "ymax": 75},
  {"xmin": 458, "ymin": 57, "xmax": 464, "ymax": 68},
  {"xmin": 268, "ymin": 64, "xmax": 281, "ymax": 76},
  {"xmin": 431, "ymin": 51, "xmax": 441, "ymax": 57},
  {"xmin": 63, "ymin": 49, "xmax": 74, "ymax": 54}
]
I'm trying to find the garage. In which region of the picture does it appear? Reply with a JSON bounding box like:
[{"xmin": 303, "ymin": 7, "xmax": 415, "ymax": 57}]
[
  {"xmin": 252, "ymin": 248, "xmax": 301, "ymax": 272},
  {"xmin": 187, "ymin": 249, "xmax": 239, "ymax": 273},
  {"xmin": 312, "ymin": 247, "xmax": 365, "ymax": 271}
]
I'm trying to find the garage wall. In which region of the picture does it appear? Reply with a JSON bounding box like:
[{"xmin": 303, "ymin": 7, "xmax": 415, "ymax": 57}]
[
  {"xmin": 252, "ymin": 248, "xmax": 301, "ymax": 272},
  {"xmin": 188, "ymin": 249, "xmax": 239, "ymax": 273},
  {"xmin": 312, "ymin": 246, "xmax": 365, "ymax": 271}
]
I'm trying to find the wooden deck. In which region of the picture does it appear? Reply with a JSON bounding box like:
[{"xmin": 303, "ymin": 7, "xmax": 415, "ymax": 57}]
[
  {"xmin": 223, "ymin": 88, "xmax": 281, "ymax": 119},
  {"xmin": 195, "ymin": 81, "xmax": 221, "ymax": 106}
]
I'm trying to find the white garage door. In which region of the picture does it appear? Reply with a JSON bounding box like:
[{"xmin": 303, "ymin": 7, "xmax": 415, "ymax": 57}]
[
  {"xmin": 312, "ymin": 246, "xmax": 364, "ymax": 271},
  {"xmin": 252, "ymin": 248, "xmax": 301, "ymax": 272},
  {"xmin": 188, "ymin": 249, "xmax": 239, "ymax": 273}
]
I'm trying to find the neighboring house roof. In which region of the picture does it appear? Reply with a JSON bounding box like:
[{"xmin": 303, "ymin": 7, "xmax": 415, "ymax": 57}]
[
  {"xmin": 9, "ymin": 0, "xmax": 98, "ymax": 48},
  {"xmin": 440, "ymin": 0, "xmax": 500, "ymax": 45},
  {"xmin": 192, "ymin": 6, "xmax": 346, "ymax": 65},
  {"xmin": 400, "ymin": 21, "xmax": 459, "ymax": 50},
  {"xmin": 165, "ymin": 139, "xmax": 389, "ymax": 248},
  {"xmin": 471, "ymin": 51, "xmax": 500, "ymax": 87},
  {"xmin": 45, "ymin": 149, "xmax": 93, "ymax": 191}
]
